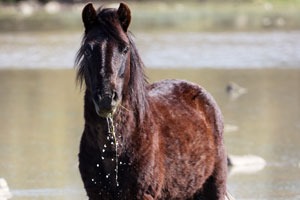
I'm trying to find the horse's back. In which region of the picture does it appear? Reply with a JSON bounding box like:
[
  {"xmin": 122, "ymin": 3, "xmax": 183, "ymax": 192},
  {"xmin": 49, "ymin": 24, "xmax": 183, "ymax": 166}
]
[
  {"xmin": 146, "ymin": 79, "xmax": 226, "ymax": 199},
  {"xmin": 147, "ymin": 79, "xmax": 223, "ymax": 139}
]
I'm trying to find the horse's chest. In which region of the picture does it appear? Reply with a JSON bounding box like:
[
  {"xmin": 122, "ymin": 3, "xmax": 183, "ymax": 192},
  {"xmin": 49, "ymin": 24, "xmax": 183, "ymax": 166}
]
[{"xmin": 80, "ymin": 150, "xmax": 135, "ymax": 198}]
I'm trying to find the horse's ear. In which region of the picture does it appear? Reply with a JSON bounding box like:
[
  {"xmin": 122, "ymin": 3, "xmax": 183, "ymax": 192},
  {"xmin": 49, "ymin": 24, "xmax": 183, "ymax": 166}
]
[
  {"xmin": 117, "ymin": 2, "xmax": 131, "ymax": 32},
  {"xmin": 82, "ymin": 3, "xmax": 97, "ymax": 30}
]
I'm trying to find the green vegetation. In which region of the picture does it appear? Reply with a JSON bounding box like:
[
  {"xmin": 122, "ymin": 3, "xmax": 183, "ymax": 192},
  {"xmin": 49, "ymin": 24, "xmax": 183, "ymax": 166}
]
[
  {"xmin": 130, "ymin": 1, "xmax": 300, "ymax": 32},
  {"xmin": 0, "ymin": 0, "xmax": 300, "ymax": 32}
]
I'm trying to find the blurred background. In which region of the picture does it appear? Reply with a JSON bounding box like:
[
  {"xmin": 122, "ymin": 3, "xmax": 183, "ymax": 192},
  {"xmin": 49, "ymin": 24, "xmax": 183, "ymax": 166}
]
[{"xmin": 0, "ymin": 0, "xmax": 299, "ymax": 199}]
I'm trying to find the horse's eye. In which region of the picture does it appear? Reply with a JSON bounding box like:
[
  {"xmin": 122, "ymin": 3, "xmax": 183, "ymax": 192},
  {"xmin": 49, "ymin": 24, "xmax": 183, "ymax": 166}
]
[
  {"xmin": 84, "ymin": 44, "xmax": 93, "ymax": 58},
  {"xmin": 122, "ymin": 46, "xmax": 129, "ymax": 55},
  {"xmin": 84, "ymin": 48, "xmax": 92, "ymax": 57}
]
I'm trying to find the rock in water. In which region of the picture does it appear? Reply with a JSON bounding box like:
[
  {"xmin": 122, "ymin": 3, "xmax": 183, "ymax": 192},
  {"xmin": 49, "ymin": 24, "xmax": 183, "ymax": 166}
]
[
  {"xmin": 0, "ymin": 178, "xmax": 12, "ymax": 200},
  {"xmin": 228, "ymin": 154, "xmax": 266, "ymax": 175}
]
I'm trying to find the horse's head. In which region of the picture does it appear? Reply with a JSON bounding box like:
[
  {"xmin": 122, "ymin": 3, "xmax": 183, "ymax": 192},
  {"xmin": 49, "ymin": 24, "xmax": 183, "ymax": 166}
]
[{"xmin": 76, "ymin": 3, "xmax": 132, "ymax": 118}]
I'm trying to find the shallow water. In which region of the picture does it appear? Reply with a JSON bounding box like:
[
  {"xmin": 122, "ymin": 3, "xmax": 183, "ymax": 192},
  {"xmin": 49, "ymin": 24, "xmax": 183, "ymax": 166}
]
[{"xmin": 0, "ymin": 68, "xmax": 299, "ymax": 200}]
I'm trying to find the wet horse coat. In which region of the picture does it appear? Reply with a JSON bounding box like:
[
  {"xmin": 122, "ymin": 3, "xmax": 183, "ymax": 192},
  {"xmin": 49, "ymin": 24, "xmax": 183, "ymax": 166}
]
[{"xmin": 76, "ymin": 3, "xmax": 227, "ymax": 200}]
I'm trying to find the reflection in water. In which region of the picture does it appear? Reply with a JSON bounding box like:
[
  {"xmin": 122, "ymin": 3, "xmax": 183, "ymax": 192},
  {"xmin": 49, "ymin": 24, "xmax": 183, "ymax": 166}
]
[{"xmin": 0, "ymin": 69, "xmax": 299, "ymax": 200}]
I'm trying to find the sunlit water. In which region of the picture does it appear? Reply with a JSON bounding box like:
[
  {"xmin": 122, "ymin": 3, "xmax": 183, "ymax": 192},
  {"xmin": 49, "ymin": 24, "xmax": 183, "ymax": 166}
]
[
  {"xmin": 0, "ymin": 31, "xmax": 300, "ymax": 69},
  {"xmin": 0, "ymin": 68, "xmax": 299, "ymax": 200}
]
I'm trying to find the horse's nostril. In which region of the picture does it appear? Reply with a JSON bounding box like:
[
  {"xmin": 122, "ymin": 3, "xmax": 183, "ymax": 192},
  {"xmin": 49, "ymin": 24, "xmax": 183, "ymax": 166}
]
[{"xmin": 112, "ymin": 92, "xmax": 118, "ymax": 101}]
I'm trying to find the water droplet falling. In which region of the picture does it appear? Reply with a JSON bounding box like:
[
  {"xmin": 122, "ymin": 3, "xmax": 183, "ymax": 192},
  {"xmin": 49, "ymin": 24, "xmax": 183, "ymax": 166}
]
[{"xmin": 107, "ymin": 115, "xmax": 119, "ymax": 187}]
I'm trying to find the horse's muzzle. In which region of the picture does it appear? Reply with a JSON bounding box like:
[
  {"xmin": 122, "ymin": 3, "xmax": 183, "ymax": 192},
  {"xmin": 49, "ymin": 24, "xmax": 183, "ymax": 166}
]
[{"xmin": 93, "ymin": 92, "xmax": 118, "ymax": 117}]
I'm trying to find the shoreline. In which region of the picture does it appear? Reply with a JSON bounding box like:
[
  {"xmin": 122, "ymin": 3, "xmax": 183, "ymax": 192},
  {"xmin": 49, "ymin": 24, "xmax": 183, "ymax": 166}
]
[{"xmin": 0, "ymin": 1, "xmax": 300, "ymax": 32}]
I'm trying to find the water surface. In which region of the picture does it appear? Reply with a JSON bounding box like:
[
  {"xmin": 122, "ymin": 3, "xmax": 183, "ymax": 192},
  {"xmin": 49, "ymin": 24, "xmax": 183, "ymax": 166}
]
[
  {"xmin": 0, "ymin": 68, "xmax": 299, "ymax": 200},
  {"xmin": 0, "ymin": 31, "xmax": 299, "ymax": 69}
]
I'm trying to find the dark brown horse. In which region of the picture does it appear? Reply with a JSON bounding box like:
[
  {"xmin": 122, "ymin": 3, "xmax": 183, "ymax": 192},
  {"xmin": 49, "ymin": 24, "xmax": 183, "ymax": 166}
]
[{"xmin": 76, "ymin": 3, "xmax": 227, "ymax": 200}]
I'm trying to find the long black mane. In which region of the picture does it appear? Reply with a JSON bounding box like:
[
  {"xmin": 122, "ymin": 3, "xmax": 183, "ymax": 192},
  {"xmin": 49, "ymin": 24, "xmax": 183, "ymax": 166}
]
[{"xmin": 75, "ymin": 7, "xmax": 148, "ymax": 125}]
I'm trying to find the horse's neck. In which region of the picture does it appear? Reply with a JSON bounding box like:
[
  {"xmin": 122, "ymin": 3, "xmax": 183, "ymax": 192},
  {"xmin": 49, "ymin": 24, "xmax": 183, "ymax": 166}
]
[{"xmin": 114, "ymin": 100, "xmax": 138, "ymax": 142}]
